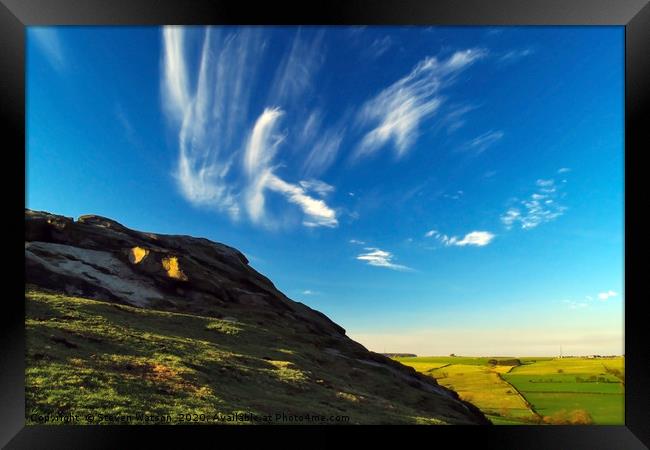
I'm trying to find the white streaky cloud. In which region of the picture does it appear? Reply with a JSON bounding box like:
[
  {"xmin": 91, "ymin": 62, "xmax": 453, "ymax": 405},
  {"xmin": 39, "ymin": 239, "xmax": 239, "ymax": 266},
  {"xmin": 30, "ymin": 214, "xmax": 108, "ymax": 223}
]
[
  {"xmin": 353, "ymin": 49, "xmax": 486, "ymax": 159},
  {"xmin": 501, "ymin": 176, "xmax": 568, "ymax": 230},
  {"xmin": 115, "ymin": 104, "xmax": 138, "ymax": 145},
  {"xmin": 299, "ymin": 179, "xmax": 335, "ymax": 197},
  {"xmin": 161, "ymin": 26, "xmax": 191, "ymax": 121},
  {"xmin": 368, "ymin": 36, "xmax": 393, "ymax": 59},
  {"xmin": 267, "ymin": 175, "xmax": 338, "ymax": 228},
  {"xmin": 498, "ymin": 48, "xmax": 533, "ymax": 63},
  {"xmin": 164, "ymin": 27, "xmax": 265, "ymax": 219},
  {"xmin": 244, "ymin": 108, "xmax": 285, "ymax": 177},
  {"xmin": 454, "ymin": 231, "xmax": 495, "ymax": 247},
  {"xmin": 30, "ymin": 27, "xmax": 67, "ymax": 73},
  {"xmin": 558, "ymin": 167, "xmax": 571, "ymax": 174},
  {"xmin": 244, "ymin": 167, "xmax": 273, "ymax": 224},
  {"xmin": 356, "ymin": 248, "xmax": 412, "ymax": 271},
  {"xmin": 161, "ymin": 27, "xmax": 339, "ymax": 229},
  {"xmin": 426, "ymin": 230, "xmax": 494, "ymax": 247},
  {"xmin": 242, "ymin": 108, "xmax": 338, "ymax": 228},
  {"xmin": 302, "ymin": 127, "xmax": 345, "ymax": 176},
  {"xmin": 212, "ymin": 28, "xmax": 266, "ymax": 148},
  {"xmin": 297, "ymin": 111, "xmax": 322, "ymax": 148},
  {"xmin": 445, "ymin": 48, "xmax": 487, "ymax": 70},
  {"xmin": 597, "ymin": 291, "xmax": 618, "ymax": 301},
  {"xmin": 173, "ymin": 38, "xmax": 241, "ymax": 215},
  {"xmin": 349, "ymin": 239, "xmax": 366, "ymax": 245},
  {"xmin": 441, "ymin": 104, "xmax": 478, "ymax": 133},
  {"xmin": 461, "ymin": 130, "xmax": 504, "ymax": 155},
  {"xmin": 269, "ymin": 29, "xmax": 325, "ymax": 105}
]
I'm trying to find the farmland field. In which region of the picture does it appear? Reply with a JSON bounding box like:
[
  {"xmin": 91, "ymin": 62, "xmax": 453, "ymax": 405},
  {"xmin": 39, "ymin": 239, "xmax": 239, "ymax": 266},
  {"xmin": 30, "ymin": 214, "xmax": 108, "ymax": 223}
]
[{"xmin": 394, "ymin": 356, "xmax": 624, "ymax": 425}]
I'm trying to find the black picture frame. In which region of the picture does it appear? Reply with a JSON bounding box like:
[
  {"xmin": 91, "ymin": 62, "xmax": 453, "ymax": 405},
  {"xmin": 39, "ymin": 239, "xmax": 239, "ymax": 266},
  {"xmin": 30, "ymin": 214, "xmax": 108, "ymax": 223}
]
[{"xmin": 2, "ymin": 0, "xmax": 648, "ymax": 448}]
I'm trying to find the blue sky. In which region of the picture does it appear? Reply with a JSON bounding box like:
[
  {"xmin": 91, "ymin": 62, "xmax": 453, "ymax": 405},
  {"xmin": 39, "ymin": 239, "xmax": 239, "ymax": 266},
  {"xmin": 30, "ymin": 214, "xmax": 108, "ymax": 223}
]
[{"xmin": 26, "ymin": 26, "xmax": 624, "ymax": 356}]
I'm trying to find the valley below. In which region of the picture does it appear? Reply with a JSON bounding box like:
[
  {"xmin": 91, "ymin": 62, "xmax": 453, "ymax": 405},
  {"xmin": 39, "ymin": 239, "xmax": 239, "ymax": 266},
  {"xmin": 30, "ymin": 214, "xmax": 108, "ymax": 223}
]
[{"xmin": 394, "ymin": 355, "xmax": 624, "ymax": 425}]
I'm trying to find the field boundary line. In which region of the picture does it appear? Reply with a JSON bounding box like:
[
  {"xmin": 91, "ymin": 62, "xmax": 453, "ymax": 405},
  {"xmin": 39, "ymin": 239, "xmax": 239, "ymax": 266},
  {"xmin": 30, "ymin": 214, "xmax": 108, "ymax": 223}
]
[
  {"xmin": 429, "ymin": 363, "xmax": 451, "ymax": 372},
  {"xmin": 496, "ymin": 372, "xmax": 542, "ymax": 422}
]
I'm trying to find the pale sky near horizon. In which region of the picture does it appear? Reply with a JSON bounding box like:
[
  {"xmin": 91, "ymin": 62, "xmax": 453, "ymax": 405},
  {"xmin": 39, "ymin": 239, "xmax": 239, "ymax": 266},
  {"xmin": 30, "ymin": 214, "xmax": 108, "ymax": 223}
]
[{"xmin": 27, "ymin": 26, "xmax": 624, "ymax": 356}]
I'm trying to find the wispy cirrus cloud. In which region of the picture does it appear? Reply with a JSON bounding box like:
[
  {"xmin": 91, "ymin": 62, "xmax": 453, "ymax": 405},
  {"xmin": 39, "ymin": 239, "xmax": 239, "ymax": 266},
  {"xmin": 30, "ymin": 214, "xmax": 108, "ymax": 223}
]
[
  {"xmin": 299, "ymin": 179, "xmax": 335, "ymax": 197},
  {"xmin": 115, "ymin": 103, "xmax": 139, "ymax": 145},
  {"xmin": 163, "ymin": 26, "xmax": 264, "ymax": 218},
  {"xmin": 459, "ymin": 130, "xmax": 504, "ymax": 155},
  {"xmin": 501, "ymin": 175, "xmax": 568, "ymax": 230},
  {"xmin": 30, "ymin": 27, "xmax": 67, "ymax": 73},
  {"xmin": 243, "ymin": 108, "xmax": 338, "ymax": 228},
  {"xmin": 353, "ymin": 48, "xmax": 487, "ymax": 160},
  {"xmin": 269, "ymin": 29, "xmax": 326, "ymax": 105},
  {"xmin": 161, "ymin": 26, "xmax": 339, "ymax": 229},
  {"xmin": 425, "ymin": 230, "xmax": 495, "ymax": 247},
  {"xmin": 302, "ymin": 125, "xmax": 345, "ymax": 176},
  {"xmin": 267, "ymin": 175, "xmax": 339, "ymax": 228},
  {"xmin": 367, "ymin": 36, "xmax": 394, "ymax": 59},
  {"xmin": 356, "ymin": 247, "xmax": 413, "ymax": 271},
  {"xmin": 498, "ymin": 48, "xmax": 534, "ymax": 64},
  {"xmin": 439, "ymin": 104, "xmax": 479, "ymax": 134}
]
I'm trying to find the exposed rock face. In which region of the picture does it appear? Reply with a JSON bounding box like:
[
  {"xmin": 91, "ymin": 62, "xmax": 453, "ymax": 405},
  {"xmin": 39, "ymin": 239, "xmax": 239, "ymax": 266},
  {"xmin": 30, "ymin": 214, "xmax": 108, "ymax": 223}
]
[
  {"xmin": 24, "ymin": 209, "xmax": 491, "ymax": 425},
  {"xmin": 26, "ymin": 209, "xmax": 341, "ymax": 335}
]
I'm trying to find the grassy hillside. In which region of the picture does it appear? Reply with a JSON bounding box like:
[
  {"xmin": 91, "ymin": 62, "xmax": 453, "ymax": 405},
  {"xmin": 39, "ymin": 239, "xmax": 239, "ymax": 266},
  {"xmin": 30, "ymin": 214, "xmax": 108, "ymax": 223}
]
[
  {"xmin": 25, "ymin": 289, "xmax": 482, "ymax": 425},
  {"xmin": 395, "ymin": 356, "xmax": 624, "ymax": 425}
]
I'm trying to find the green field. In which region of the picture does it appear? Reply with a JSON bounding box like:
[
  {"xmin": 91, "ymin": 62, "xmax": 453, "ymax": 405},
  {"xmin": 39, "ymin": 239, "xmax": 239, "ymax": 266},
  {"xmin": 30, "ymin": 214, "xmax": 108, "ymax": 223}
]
[{"xmin": 395, "ymin": 355, "xmax": 624, "ymax": 425}]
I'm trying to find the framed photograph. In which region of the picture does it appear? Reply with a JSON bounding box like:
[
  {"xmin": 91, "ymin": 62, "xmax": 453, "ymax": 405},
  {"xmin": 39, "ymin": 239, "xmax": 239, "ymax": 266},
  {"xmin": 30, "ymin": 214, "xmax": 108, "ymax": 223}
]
[{"xmin": 2, "ymin": 0, "xmax": 648, "ymax": 447}]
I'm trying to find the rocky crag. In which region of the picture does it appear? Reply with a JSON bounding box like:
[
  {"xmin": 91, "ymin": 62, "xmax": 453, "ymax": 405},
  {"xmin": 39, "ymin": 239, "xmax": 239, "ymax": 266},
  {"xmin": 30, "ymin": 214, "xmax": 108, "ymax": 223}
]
[{"xmin": 25, "ymin": 209, "xmax": 490, "ymax": 425}]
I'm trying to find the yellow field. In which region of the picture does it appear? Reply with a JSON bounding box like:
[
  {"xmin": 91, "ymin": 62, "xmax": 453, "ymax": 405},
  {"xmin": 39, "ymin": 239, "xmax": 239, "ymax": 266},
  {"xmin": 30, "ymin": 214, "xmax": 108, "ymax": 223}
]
[
  {"xmin": 509, "ymin": 357, "xmax": 623, "ymax": 375},
  {"xmin": 401, "ymin": 361, "xmax": 450, "ymax": 374},
  {"xmin": 400, "ymin": 362, "xmax": 535, "ymax": 420}
]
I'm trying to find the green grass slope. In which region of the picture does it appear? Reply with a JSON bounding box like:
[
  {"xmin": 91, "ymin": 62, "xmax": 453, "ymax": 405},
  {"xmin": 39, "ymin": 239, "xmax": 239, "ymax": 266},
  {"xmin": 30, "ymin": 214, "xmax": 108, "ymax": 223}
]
[{"xmin": 26, "ymin": 289, "xmax": 483, "ymax": 425}]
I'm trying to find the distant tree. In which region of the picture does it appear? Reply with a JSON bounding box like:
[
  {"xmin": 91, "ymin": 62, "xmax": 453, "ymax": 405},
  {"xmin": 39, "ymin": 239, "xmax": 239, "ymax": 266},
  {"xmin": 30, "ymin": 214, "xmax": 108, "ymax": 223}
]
[{"xmin": 449, "ymin": 353, "xmax": 456, "ymax": 357}]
